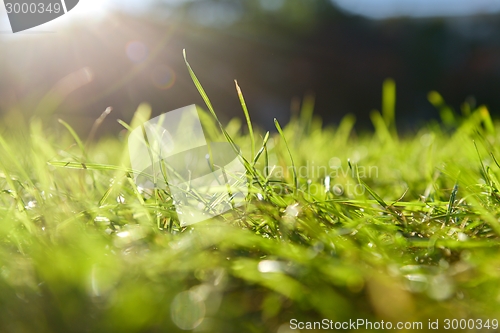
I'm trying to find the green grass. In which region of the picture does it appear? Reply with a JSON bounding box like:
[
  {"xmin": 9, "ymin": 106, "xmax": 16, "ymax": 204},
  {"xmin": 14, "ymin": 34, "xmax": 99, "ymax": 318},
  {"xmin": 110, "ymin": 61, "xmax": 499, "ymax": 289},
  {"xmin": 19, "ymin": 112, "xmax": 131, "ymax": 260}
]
[{"xmin": 1, "ymin": 59, "xmax": 500, "ymax": 332}]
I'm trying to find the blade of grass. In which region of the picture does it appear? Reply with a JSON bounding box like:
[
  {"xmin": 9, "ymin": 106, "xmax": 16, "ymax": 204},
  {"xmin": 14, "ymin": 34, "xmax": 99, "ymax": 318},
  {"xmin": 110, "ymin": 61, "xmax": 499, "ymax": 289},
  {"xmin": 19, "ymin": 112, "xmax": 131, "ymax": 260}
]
[
  {"xmin": 300, "ymin": 93, "xmax": 315, "ymax": 136},
  {"xmin": 58, "ymin": 119, "xmax": 87, "ymax": 160},
  {"xmin": 235, "ymin": 80, "xmax": 255, "ymax": 158},
  {"xmin": 253, "ymin": 131, "xmax": 270, "ymax": 166},
  {"xmin": 447, "ymin": 182, "xmax": 459, "ymax": 223},
  {"xmin": 473, "ymin": 140, "xmax": 491, "ymax": 187},
  {"xmin": 478, "ymin": 105, "xmax": 494, "ymax": 135},
  {"xmin": 184, "ymin": 50, "xmax": 269, "ymax": 195},
  {"xmin": 370, "ymin": 110, "xmax": 392, "ymax": 144},
  {"xmin": 355, "ymin": 165, "xmax": 387, "ymax": 209},
  {"xmin": 382, "ymin": 78, "xmax": 396, "ymax": 137},
  {"xmin": 0, "ymin": 134, "xmax": 41, "ymax": 203},
  {"xmin": 86, "ymin": 107, "xmax": 113, "ymax": 147},
  {"xmin": 274, "ymin": 118, "xmax": 298, "ymax": 195}
]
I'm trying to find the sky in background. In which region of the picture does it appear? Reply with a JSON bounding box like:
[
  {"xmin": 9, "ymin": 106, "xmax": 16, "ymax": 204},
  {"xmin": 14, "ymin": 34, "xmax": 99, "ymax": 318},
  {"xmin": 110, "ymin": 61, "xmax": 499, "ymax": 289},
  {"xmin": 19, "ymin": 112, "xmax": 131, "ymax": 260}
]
[
  {"xmin": 2, "ymin": 0, "xmax": 500, "ymax": 33},
  {"xmin": 332, "ymin": 0, "xmax": 500, "ymax": 19}
]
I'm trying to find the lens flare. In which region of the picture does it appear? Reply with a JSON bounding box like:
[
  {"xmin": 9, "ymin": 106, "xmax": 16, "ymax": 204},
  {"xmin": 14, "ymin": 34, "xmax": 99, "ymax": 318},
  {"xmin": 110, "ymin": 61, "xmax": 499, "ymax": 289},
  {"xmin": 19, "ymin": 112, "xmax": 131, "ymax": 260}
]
[
  {"xmin": 151, "ymin": 65, "xmax": 176, "ymax": 90},
  {"xmin": 125, "ymin": 41, "xmax": 149, "ymax": 63}
]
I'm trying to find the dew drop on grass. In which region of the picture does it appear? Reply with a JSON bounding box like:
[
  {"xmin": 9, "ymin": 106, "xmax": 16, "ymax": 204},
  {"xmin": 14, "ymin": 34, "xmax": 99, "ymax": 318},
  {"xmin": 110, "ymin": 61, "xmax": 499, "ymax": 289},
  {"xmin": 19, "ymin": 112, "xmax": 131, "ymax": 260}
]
[
  {"xmin": 324, "ymin": 176, "xmax": 331, "ymax": 192},
  {"xmin": 258, "ymin": 260, "xmax": 283, "ymax": 273},
  {"xmin": 116, "ymin": 195, "xmax": 125, "ymax": 204},
  {"xmin": 333, "ymin": 185, "xmax": 344, "ymax": 196},
  {"xmin": 94, "ymin": 216, "xmax": 110, "ymax": 224},
  {"xmin": 284, "ymin": 203, "xmax": 300, "ymax": 217},
  {"xmin": 116, "ymin": 231, "xmax": 129, "ymax": 239},
  {"xmin": 25, "ymin": 201, "xmax": 37, "ymax": 210}
]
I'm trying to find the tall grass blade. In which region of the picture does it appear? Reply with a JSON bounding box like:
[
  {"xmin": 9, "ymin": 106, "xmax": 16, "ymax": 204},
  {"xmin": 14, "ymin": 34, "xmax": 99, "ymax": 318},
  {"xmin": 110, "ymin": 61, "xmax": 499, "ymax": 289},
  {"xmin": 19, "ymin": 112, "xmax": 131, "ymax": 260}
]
[
  {"xmin": 382, "ymin": 78, "xmax": 396, "ymax": 136},
  {"xmin": 235, "ymin": 80, "xmax": 255, "ymax": 158},
  {"xmin": 58, "ymin": 119, "xmax": 87, "ymax": 159},
  {"xmin": 274, "ymin": 118, "xmax": 298, "ymax": 195}
]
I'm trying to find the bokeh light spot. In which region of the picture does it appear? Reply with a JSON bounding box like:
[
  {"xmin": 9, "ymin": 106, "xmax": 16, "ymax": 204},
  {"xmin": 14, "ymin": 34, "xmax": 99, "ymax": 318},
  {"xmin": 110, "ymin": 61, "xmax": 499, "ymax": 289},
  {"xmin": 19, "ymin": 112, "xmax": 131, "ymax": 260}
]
[
  {"xmin": 151, "ymin": 65, "xmax": 176, "ymax": 90},
  {"xmin": 259, "ymin": 0, "xmax": 285, "ymax": 12},
  {"xmin": 126, "ymin": 41, "xmax": 149, "ymax": 63},
  {"xmin": 188, "ymin": 1, "xmax": 243, "ymax": 27},
  {"xmin": 171, "ymin": 291, "xmax": 205, "ymax": 330},
  {"xmin": 329, "ymin": 157, "xmax": 342, "ymax": 169}
]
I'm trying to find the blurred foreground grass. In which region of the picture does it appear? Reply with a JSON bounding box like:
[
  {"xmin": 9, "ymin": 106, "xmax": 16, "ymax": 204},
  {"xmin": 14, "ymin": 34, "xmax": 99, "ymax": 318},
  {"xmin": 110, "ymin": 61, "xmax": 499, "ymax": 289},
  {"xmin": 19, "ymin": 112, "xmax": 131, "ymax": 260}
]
[{"xmin": 1, "ymin": 68, "xmax": 500, "ymax": 332}]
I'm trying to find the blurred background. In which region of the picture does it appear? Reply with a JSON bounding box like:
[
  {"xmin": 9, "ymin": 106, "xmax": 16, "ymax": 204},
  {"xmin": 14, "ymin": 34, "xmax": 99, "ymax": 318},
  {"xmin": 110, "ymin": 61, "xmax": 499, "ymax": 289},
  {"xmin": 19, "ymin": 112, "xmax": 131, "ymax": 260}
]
[{"xmin": 1, "ymin": 0, "xmax": 500, "ymax": 135}]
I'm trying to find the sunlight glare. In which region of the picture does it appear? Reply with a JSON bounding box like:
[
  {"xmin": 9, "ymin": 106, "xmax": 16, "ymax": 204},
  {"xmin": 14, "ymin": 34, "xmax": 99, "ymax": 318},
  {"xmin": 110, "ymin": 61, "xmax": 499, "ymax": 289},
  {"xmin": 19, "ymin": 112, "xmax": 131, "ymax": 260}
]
[{"xmin": 68, "ymin": 0, "xmax": 114, "ymax": 20}]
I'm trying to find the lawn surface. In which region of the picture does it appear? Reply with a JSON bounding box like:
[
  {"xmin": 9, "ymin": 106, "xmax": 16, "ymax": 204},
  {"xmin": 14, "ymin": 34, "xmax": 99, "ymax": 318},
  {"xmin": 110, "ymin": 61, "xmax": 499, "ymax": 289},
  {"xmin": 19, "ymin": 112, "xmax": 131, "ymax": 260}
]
[{"xmin": 1, "ymin": 66, "xmax": 500, "ymax": 332}]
